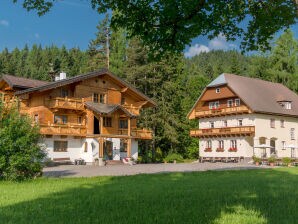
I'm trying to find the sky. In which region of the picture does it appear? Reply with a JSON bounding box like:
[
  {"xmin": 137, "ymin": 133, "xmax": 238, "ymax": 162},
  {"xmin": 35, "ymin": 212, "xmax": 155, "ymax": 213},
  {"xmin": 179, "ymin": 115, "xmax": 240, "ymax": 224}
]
[{"xmin": 0, "ymin": 0, "xmax": 297, "ymax": 57}]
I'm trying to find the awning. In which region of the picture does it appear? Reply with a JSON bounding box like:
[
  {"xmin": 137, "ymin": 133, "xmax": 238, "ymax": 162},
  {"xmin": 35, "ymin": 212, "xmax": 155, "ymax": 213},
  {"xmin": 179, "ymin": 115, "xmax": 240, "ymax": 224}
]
[{"xmin": 85, "ymin": 101, "xmax": 137, "ymax": 118}]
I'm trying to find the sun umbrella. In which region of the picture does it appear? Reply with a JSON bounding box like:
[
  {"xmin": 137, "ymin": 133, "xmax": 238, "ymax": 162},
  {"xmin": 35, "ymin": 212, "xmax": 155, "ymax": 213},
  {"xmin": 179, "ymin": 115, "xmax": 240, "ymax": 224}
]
[{"xmin": 285, "ymin": 144, "xmax": 298, "ymax": 149}]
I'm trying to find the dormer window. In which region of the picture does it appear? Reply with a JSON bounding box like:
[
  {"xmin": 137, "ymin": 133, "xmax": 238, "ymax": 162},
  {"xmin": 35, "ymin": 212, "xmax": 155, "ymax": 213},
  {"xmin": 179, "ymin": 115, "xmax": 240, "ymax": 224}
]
[
  {"xmin": 278, "ymin": 101, "xmax": 292, "ymax": 110},
  {"xmin": 215, "ymin": 88, "xmax": 220, "ymax": 93}
]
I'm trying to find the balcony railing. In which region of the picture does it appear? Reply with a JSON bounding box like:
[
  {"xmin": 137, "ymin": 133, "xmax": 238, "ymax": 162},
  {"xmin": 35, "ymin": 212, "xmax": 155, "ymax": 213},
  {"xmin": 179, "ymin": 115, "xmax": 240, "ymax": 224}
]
[
  {"xmin": 190, "ymin": 126, "xmax": 255, "ymax": 138},
  {"xmin": 194, "ymin": 106, "xmax": 250, "ymax": 118},
  {"xmin": 39, "ymin": 123, "xmax": 87, "ymax": 136},
  {"xmin": 131, "ymin": 128, "xmax": 153, "ymax": 139},
  {"xmin": 45, "ymin": 97, "xmax": 84, "ymax": 110}
]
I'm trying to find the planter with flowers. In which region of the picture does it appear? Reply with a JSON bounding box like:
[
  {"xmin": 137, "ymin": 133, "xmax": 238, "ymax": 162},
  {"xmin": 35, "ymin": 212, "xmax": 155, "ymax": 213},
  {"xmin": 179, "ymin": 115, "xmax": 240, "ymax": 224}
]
[
  {"xmin": 204, "ymin": 148, "xmax": 212, "ymax": 152},
  {"xmin": 216, "ymin": 148, "xmax": 224, "ymax": 152},
  {"xmin": 228, "ymin": 147, "xmax": 237, "ymax": 152}
]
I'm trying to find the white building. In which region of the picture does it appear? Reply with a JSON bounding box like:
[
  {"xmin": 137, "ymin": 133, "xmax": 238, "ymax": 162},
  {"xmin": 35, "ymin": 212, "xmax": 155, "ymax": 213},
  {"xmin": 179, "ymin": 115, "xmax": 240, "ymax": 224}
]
[{"xmin": 188, "ymin": 73, "xmax": 298, "ymax": 159}]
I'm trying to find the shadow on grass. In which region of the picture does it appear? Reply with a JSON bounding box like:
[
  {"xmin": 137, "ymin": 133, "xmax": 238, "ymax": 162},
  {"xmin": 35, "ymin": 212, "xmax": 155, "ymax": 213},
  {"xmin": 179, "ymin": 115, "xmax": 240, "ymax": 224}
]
[{"xmin": 0, "ymin": 168, "xmax": 297, "ymax": 223}]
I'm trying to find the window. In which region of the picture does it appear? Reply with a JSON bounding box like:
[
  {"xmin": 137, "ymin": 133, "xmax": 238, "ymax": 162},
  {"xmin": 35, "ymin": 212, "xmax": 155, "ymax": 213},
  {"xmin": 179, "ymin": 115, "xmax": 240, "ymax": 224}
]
[
  {"xmin": 218, "ymin": 140, "xmax": 224, "ymax": 149},
  {"xmin": 84, "ymin": 142, "xmax": 88, "ymax": 153},
  {"xmin": 99, "ymin": 94, "xmax": 105, "ymax": 103},
  {"xmin": 34, "ymin": 114, "xmax": 39, "ymax": 123},
  {"xmin": 230, "ymin": 140, "xmax": 237, "ymax": 148},
  {"xmin": 120, "ymin": 139, "xmax": 127, "ymax": 152},
  {"xmin": 235, "ymin": 98, "xmax": 240, "ymax": 106},
  {"xmin": 223, "ymin": 120, "xmax": 228, "ymax": 127},
  {"xmin": 281, "ymin": 141, "xmax": 286, "ymax": 150},
  {"xmin": 206, "ymin": 140, "xmax": 212, "ymax": 148},
  {"xmin": 270, "ymin": 119, "xmax": 275, "ymax": 128},
  {"xmin": 280, "ymin": 120, "xmax": 285, "ymax": 128},
  {"xmin": 61, "ymin": 89, "xmax": 69, "ymax": 98},
  {"xmin": 103, "ymin": 117, "xmax": 112, "ymax": 127},
  {"xmin": 279, "ymin": 101, "xmax": 292, "ymax": 110},
  {"xmin": 78, "ymin": 116, "xmax": 82, "ymax": 124},
  {"xmin": 54, "ymin": 141, "xmax": 68, "ymax": 152},
  {"xmin": 209, "ymin": 121, "xmax": 214, "ymax": 128},
  {"xmin": 121, "ymin": 97, "xmax": 126, "ymax": 105},
  {"xmin": 216, "ymin": 88, "xmax": 220, "ymax": 93},
  {"xmin": 209, "ymin": 101, "xmax": 220, "ymax": 109},
  {"xmin": 238, "ymin": 119, "xmax": 243, "ymax": 126},
  {"xmin": 119, "ymin": 119, "xmax": 128, "ymax": 129},
  {"xmin": 54, "ymin": 115, "xmax": 67, "ymax": 124},
  {"xmin": 290, "ymin": 128, "xmax": 295, "ymax": 140},
  {"xmin": 227, "ymin": 99, "xmax": 233, "ymax": 107},
  {"xmin": 93, "ymin": 93, "xmax": 99, "ymax": 103}
]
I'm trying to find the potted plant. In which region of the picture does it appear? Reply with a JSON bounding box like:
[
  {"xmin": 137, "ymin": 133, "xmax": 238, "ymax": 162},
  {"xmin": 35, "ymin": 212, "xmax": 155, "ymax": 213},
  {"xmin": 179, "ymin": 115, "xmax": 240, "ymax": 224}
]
[
  {"xmin": 282, "ymin": 157, "xmax": 292, "ymax": 167},
  {"xmin": 228, "ymin": 147, "xmax": 237, "ymax": 152},
  {"xmin": 252, "ymin": 156, "xmax": 261, "ymax": 166},
  {"xmin": 216, "ymin": 148, "xmax": 224, "ymax": 152},
  {"xmin": 204, "ymin": 148, "xmax": 212, "ymax": 152},
  {"xmin": 268, "ymin": 156, "xmax": 276, "ymax": 167}
]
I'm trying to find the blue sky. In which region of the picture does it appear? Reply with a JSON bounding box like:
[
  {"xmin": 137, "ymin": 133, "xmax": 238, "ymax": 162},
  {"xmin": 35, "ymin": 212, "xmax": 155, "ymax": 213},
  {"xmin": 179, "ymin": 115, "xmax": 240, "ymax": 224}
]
[{"xmin": 0, "ymin": 0, "xmax": 297, "ymax": 57}]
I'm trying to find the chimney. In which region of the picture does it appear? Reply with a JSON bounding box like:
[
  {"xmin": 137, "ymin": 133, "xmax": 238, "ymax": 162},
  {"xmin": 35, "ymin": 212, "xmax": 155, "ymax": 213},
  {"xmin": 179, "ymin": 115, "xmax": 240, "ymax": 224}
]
[{"xmin": 60, "ymin": 72, "xmax": 67, "ymax": 80}]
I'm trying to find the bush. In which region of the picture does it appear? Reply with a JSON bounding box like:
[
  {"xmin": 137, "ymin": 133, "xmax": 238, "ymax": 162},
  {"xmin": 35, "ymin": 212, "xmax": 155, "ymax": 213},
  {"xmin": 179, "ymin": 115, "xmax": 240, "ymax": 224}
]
[
  {"xmin": 164, "ymin": 153, "xmax": 183, "ymax": 163},
  {"xmin": 0, "ymin": 104, "xmax": 45, "ymax": 181},
  {"xmin": 268, "ymin": 156, "xmax": 276, "ymax": 163},
  {"xmin": 155, "ymin": 147, "xmax": 163, "ymax": 162},
  {"xmin": 282, "ymin": 157, "xmax": 292, "ymax": 166},
  {"xmin": 252, "ymin": 156, "xmax": 261, "ymax": 163}
]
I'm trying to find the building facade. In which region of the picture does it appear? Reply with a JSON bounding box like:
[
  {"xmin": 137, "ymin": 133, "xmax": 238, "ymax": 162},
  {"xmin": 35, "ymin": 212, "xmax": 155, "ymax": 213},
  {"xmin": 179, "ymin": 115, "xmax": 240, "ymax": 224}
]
[
  {"xmin": 0, "ymin": 69, "xmax": 156, "ymax": 164},
  {"xmin": 188, "ymin": 74, "xmax": 298, "ymax": 159}
]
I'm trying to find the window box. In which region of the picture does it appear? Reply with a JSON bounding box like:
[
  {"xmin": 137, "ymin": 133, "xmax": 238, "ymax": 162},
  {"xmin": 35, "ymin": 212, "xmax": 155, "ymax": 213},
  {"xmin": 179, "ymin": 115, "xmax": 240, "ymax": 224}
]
[
  {"xmin": 216, "ymin": 148, "xmax": 224, "ymax": 152},
  {"xmin": 228, "ymin": 147, "xmax": 237, "ymax": 152},
  {"xmin": 204, "ymin": 148, "xmax": 212, "ymax": 152}
]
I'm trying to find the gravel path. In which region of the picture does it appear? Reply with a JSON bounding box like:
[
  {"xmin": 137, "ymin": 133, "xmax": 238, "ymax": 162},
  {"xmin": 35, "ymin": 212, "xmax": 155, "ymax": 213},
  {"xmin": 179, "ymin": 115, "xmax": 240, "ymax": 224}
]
[{"xmin": 43, "ymin": 161, "xmax": 265, "ymax": 177}]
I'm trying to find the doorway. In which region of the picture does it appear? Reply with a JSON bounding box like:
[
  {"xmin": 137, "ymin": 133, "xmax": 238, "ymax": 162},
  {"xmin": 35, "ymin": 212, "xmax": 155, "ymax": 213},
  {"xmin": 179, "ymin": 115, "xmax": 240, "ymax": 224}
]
[
  {"xmin": 94, "ymin": 116, "xmax": 100, "ymax": 134},
  {"xmin": 270, "ymin": 139, "xmax": 276, "ymax": 155},
  {"xmin": 104, "ymin": 140, "xmax": 113, "ymax": 160}
]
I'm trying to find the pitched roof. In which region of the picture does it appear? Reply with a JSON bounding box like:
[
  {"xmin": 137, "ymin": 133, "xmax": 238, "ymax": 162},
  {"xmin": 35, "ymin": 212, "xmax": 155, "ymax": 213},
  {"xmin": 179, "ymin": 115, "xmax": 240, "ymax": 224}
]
[
  {"xmin": 1, "ymin": 74, "xmax": 49, "ymax": 89},
  {"xmin": 85, "ymin": 101, "xmax": 137, "ymax": 118},
  {"xmin": 15, "ymin": 69, "xmax": 156, "ymax": 107},
  {"xmin": 189, "ymin": 73, "xmax": 298, "ymax": 117}
]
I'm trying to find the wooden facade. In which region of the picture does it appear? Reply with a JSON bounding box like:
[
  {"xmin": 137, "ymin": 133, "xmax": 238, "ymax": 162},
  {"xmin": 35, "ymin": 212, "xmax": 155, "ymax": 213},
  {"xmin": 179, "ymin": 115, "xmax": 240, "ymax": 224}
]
[{"xmin": 0, "ymin": 71, "xmax": 156, "ymax": 159}]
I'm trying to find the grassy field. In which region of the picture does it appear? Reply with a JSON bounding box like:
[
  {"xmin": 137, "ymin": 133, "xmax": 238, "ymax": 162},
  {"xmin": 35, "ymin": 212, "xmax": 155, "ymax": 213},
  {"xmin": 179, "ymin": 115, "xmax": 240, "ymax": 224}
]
[{"xmin": 0, "ymin": 168, "xmax": 297, "ymax": 224}]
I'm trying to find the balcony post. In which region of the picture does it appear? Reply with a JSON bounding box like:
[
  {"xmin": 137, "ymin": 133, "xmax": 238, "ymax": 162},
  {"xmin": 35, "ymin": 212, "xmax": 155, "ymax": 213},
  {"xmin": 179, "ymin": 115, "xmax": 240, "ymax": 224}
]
[
  {"xmin": 128, "ymin": 118, "xmax": 131, "ymax": 136},
  {"xmin": 127, "ymin": 138, "xmax": 132, "ymax": 157},
  {"xmin": 99, "ymin": 137, "xmax": 104, "ymax": 158},
  {"xmin": 100, "ymin": 116, "xmax": 103, "ymax": 134}
]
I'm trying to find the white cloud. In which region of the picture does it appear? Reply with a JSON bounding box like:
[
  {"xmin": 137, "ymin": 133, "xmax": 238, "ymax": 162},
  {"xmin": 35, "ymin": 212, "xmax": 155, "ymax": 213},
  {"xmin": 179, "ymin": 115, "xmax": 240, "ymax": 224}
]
[
  {"xmin": 208, "ymin": 33, "xmax": 229, "ymax": 50},
  {"xmin": 35, "ymin": 33, "xmax": 40, "ymax": 39},
  {"xmin": 184, "ymin": 44, "xmax": 210, "ymax": 57},
  {"xmin": 0, "ymin": 20, "xmax": 9, "ymax": 27}
]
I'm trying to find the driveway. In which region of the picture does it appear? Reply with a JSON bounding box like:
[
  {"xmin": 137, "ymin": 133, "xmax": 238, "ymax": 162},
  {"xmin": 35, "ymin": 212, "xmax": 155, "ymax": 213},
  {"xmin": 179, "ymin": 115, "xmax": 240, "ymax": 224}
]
[{"xmin": 43, "ymin": 161, "xmax": 263, "ymax": 177}]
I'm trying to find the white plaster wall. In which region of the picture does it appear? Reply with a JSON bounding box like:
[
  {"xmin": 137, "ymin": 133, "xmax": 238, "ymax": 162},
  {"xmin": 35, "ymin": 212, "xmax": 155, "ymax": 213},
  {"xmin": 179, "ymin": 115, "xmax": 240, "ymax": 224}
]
[
  {"xmin": 42, "ymin": 136, "xmax": 83, "ymax": 162},
  {"xmin": 254, "ymin": 114, "xmax": 298, "ymax": 158},
  {"xmin": 199, "ymin": 137, "xmax": 253, "ymax": 158},
  {"xmin": 199, "ymin": 114, "xmax": 255, "ymax": 129},
  {"xmin": 83, "ymin": 138, "xmax": 99, "ymax": 163}
]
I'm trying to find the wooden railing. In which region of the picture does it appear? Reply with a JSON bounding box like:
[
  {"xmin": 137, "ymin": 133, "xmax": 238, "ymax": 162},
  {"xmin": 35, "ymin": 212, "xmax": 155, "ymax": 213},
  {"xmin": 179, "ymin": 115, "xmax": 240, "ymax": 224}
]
[
  {"xmin": 190, "ymin": 126, "xmax": 255, "ymax": 137},
  {"xmin": 195, "ymin": 106, "xmax": 250, "ymax": 118},
  {"xmin": 39, "ymin": 123, "xmax": 86, "ymax": 136},
  {"xmin": 45, "ymin": 97, "xmax": 84, "ymax": 110},
  {"xmin": 122, "ymin": 105, "xmax": 140, "ymax": 115},
  {"xmin": 131, "ymin": 128, "xmax": 152, "ymax": 139}
]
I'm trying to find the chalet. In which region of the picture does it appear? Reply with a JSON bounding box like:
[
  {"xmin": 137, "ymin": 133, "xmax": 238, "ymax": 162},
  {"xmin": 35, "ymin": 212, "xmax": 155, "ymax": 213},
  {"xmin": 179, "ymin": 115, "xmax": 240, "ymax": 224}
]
[
  {"xmin": 0, "ymin": 69, "xmax": 156, "ymax": 164},
  {"xmin": 188, "ymin": 74, "xmax": 298, "ymax": 161}
]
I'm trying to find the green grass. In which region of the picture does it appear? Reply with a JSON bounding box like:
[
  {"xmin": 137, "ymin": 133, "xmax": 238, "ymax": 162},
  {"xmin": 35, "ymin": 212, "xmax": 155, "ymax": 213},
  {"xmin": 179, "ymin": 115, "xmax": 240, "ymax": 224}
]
[{"xmin": 0, "ymin": 168, "xmax": 297, "ymax": 224}]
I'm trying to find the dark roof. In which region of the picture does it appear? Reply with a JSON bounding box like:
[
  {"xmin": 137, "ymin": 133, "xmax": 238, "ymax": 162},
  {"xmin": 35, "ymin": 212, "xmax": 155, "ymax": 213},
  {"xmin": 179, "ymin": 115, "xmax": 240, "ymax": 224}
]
[
  {"xmin": 85, "ymin": 101, "xmax": 137, "ymax": 118},
  {"xmin": 15, "ymin": 69, "xmax": 156, "ymax": 107},
  {"xmin": 1, "ymin": 74, "xmax": 49, "ymax": 89}
]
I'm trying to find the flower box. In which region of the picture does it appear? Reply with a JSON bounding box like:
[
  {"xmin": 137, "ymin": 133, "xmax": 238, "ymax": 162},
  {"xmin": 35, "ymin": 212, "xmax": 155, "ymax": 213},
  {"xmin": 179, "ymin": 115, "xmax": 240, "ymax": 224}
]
[
  {"xmin": 228, "ymin": 147, "xmax": 237, "ymax": 152},
  {"xmin": 204, "ymin": 148, "xmax": 212, "ymax": 152},
  {"xmin": 216, "ymin": 148, "xmax": 224, "ymax": 152}
]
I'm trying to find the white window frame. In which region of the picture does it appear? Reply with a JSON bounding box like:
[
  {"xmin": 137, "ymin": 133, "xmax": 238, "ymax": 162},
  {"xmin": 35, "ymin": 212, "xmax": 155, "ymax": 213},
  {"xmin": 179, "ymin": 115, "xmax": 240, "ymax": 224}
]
[
  {"xmin": 206, "ymin": 140, "xmax": 212, "ymax": 148},
  {"xmin": 281, "ymin": 141, "xmax": 286, "ymax": 150},
  {"xmin": 230, "ymin": 140, "xmax": 237, "ymax": 148},
  {"xmin": 290, "ymin": 128, "xmax": 295, "ymax": 140},
  {"xmin": 270, "ymin": 119, "xmax": 275, "ymax": 128},
  {"xmin": 215, "ymin": 88, "xmax": 220, "ymax": 93},
  {"xmin": 223, "ymin": 120, "xmax": 227, "ymax": 127},
  {"xmin": 238, "ymin": 119, "xmax": 243, "ymax": 126},
  {"xmin": 235, "ymin": 98, "xmax": 241, "ymax": 106},
  {"xmin": 209, "ymin": 101, "xmax": 220, "ymax": 109},
  {"xmin": 209, "ymin": 121, "xmax": 214, "ymax": 128},
  {"xmin": 227, "ymin": 99, "xmax": 233, "ymax": 107},
  {"xmin": 280, "ymin": 119, "xmax": 285, "ymax": 128},
  {"xmin": 218, "ymin": 140, "xmax": 224, "ymax": 149}
]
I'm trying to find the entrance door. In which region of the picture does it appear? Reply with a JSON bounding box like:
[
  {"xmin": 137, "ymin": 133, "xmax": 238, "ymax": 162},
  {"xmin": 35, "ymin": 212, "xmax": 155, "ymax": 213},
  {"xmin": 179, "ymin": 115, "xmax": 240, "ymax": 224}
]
[
  {"xmin": 104, "ymin": 140, "xmax": 113, "ymax": 160},
  {"xmin": 270, "ymin": 139, "xmax": 276, "ymax": 155},
  {"xmin": 94, "ymin": 116, "xmax": 100, "ymax": 134}
]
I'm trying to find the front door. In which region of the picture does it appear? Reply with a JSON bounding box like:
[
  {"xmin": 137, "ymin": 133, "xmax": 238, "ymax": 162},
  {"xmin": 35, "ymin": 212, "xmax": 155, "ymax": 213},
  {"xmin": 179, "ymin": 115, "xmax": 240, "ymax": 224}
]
[
  {"xmin": 270, "ymin": 139, "xmax": 276, "ymax": 155},
  {"xmin": 104, "ymin": 140, "xmax": 113, "ymax": 160}
]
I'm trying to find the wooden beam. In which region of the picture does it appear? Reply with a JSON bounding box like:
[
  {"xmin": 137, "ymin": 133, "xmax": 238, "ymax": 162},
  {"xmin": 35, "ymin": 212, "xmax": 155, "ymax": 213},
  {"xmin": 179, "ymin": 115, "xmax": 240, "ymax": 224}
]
[
  {"xmin": 99, "ymin": 137, "xmax": 104, "ymax": 158},
  {"xmin": 127, "ymin": 138, "xmax": 132, "ymax": 157},
  {"xmin": 121, "ymin": 87, "xmax": 128, "ymax": 93}
]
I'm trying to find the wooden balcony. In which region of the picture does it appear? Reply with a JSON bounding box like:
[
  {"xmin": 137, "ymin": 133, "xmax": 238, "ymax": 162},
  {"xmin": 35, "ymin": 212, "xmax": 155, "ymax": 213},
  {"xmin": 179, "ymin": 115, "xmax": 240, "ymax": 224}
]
[
  {"xmin": 195, "ymin": 106, "xmax": 250, "ymax": 118},
  {"xmin": 45, "ymin": 97, "xmax": 84, "ymax": 110},
  {"xmin": 39, "ymin": 123, "xmax": 86, "ymax": 136},
  {"xmin": 190, "ymin": 126, "xmax": 255, "ymax": 138},
  {"xmin": 131, "ymin": 128, "xmax": 153, "ymax": 140}
]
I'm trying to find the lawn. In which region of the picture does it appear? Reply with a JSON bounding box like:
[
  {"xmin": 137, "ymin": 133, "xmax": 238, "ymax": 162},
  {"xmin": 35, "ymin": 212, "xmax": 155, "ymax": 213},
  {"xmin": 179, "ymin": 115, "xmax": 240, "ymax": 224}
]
[{"xmin": 0, "ymin": 168, "xmax": 297, "ymax": 224}]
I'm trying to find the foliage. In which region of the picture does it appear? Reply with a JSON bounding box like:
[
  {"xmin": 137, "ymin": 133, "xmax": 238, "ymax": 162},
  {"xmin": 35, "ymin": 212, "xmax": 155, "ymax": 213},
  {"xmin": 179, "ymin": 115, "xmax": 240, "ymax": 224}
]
[
  {"xmin": 163, "ymin": 153, "xmax": 183, "ymax": 163},
  {"xmin": 282, "ymin": 157, "xmax": 292, "ymax": 166},
  {"xmin": 0, "ymin": 103, "xmax": 45, "ymax": 181},
  {"xmin": 268, "ymin": 156, "xmax": 276, "ymax": 163},
  {"xmin": 0, "ymin": 169, "xmax": 298, "ymax": 223},
  {"xmin": 13, "ymin": 0, "xmax": 298, "ymax": 55},
  {"xmin": 252, "ymin": 156, "xmax": 261, "ymax": 163}
]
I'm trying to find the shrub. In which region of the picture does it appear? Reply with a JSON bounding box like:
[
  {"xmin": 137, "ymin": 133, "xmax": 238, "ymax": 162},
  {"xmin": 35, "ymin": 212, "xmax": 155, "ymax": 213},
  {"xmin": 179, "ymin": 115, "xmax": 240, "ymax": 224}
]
[
  {"xmin": 268, "ymin": 156, "xmax": 276, "ymax": 163},
  {"xmin": 282, "ymin": 157, "xmax": 292, "ymax": 166},
  {"xmin": 155, "ymin": 147, "xmax": 163, "ymax": 162},
  {"xmin": 252, "ymin": 156, "xmax": 261, "ymax": 163},
  {"xmin": 164, "ymin": 153, "xmax": 183, "ymax": 163},
  {"xmin": 0, "ymin": 103, "xmax": 45, "ymax": 181}
]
